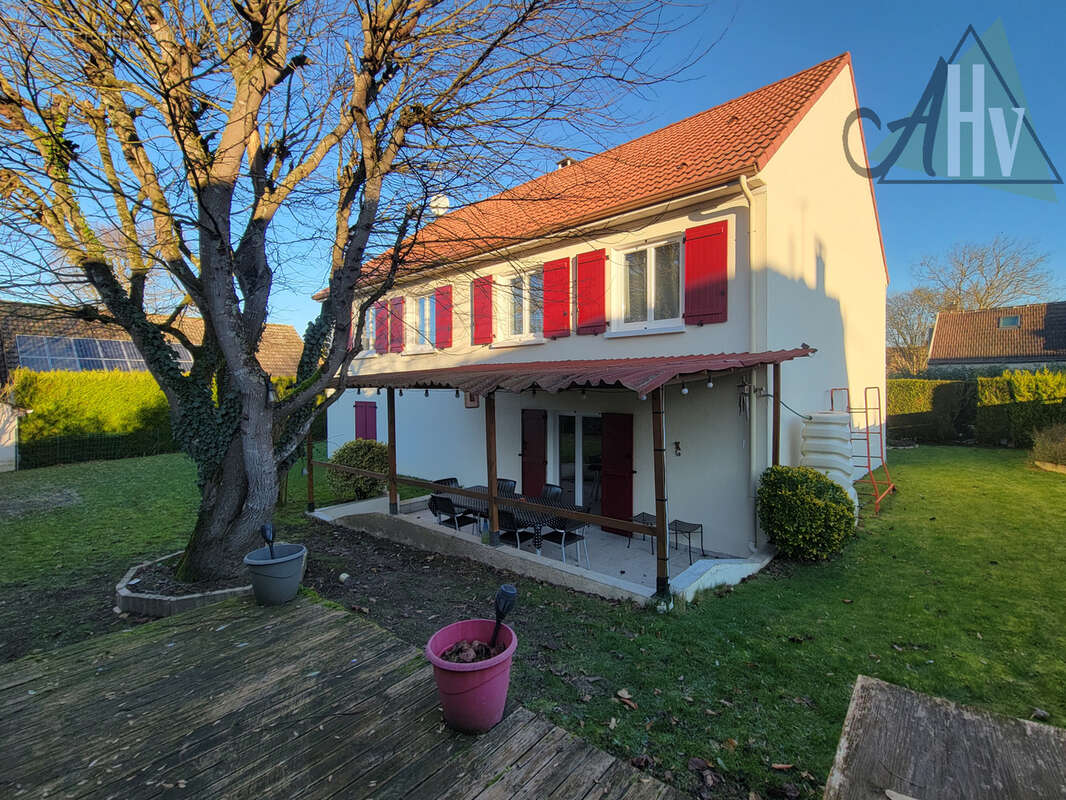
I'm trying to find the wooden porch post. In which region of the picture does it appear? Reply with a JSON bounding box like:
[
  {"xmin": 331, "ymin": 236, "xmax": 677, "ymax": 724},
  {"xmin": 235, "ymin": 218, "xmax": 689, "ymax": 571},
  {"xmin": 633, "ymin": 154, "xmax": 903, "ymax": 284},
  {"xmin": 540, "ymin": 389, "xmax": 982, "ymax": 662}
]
[
  {"xmin": 772, "ymin": 362, "xmax": 782, "ymax": 466},
  {"xmin": 485, "ymin": 392, "xmax": 499, "ymax": 541},
  {"xmin": 651, "ymin": 386, "xmax": 669, "ymax": 597},
  {"xmin": 387, "ymin": 387, "xmax": 398, "ymax": 514},
  {"xmin": 305, "ymin": 435, "xmax": 315, "ymax": 512}
]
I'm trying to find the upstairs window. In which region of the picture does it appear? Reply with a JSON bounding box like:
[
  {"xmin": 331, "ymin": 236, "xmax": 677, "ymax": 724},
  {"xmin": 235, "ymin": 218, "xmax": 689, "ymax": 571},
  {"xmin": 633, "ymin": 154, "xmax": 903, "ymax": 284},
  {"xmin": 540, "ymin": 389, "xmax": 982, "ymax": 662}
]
[
  {"xmin": 414, "ymin": 293, "xmax": 436, "ymax": 349},
  {"xmin": 620, "ymin": 239, "xmax": 682, "ymax": 327},
  {"xmin": 998, "ymin": 315, "xmax": 1021, "ymax": 329},
  {"xmin": 354, "ymin": 308, "xmax": 376, "ymax": 354},
  {"xmin": 502, "ymin": 270, "xmax": 543, "ymax": 339}
]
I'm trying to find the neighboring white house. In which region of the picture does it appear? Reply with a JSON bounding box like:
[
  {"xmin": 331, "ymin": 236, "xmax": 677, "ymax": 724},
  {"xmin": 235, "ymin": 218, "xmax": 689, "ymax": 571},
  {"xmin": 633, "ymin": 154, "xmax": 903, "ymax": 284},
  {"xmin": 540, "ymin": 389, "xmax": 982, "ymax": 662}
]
[{"xmin": 321, "ymin": 53, "xmax": 888, "ymax": 591}]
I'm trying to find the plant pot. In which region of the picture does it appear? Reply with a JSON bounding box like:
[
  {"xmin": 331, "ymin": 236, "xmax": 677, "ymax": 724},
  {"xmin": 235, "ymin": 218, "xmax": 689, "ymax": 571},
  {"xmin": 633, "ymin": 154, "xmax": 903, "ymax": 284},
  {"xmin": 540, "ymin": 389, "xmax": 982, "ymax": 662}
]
[
  {"xmin": 243, "ymin": 543, "xmax": 307, "ymax": 606},
  {"xmin": 425, "ymin": 619, "xmax": 517, "ymax": 733}
]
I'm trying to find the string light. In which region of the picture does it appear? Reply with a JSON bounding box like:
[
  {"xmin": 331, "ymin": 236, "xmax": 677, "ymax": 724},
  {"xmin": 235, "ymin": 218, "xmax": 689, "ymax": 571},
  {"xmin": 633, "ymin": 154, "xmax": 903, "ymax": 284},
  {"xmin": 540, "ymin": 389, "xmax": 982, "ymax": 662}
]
[
  {"xmin": 424, "ymin": 389, "xmax": 429, "ymax": 397},
  {"xmin": 706, "ymin": 379, "xmax": 714, "ymax": 389},
  {"xmin": 680, "ymin": 383, "xmax": 688, "ymax": 395}
]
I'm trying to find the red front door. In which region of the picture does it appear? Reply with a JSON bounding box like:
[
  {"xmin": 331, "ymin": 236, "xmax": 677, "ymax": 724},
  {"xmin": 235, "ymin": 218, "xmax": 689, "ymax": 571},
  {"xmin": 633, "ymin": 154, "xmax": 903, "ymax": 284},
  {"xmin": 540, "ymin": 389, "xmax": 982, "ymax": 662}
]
[
  {"xmin": 520, "ymin": 409, "xmax": 547, "ymax": 496},
  {"xmin": 600, "ymin": 412, "xmax": 633, "ymax": 535}
]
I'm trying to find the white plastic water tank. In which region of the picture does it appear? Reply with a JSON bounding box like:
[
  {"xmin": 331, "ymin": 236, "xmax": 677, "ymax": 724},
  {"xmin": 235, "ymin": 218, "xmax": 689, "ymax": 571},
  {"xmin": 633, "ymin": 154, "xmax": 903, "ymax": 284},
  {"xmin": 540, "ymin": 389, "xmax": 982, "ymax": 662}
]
[{"xmin": 800, "ymin": 411, "xmax": 858, "ymax": 513}]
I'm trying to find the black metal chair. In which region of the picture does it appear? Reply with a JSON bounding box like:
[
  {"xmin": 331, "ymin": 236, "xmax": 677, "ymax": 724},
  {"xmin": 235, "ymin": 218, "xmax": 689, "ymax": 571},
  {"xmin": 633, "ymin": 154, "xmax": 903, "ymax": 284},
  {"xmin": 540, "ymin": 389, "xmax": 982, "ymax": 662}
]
[
  {"xmin": 668, "ymin": 519, "xmax": 706, "ymax": 564},
  {"xmin": 540, "ymin": 483, "xmax": 563, "ymax": 502},
  {"xmin": 631, "ymin": 511, "xmax": 657, "ymax": 551},
  {"xmin": 542, "ymin": 516, "xmax": 591, "ymax": 569},
  {"xmin": 497, "ymin": 508, "xmax": 528, "ymax": 550},
  {"xmin": 428, "ymin": 494, "xmax": 478, "ymax": 534},
  {"xmin": 497, "ymin": 478, "xmax": 517, "ymax": 496},
  {"xmin": 433, "ymin": 477, "xmax": 460, "ymax": 488}
]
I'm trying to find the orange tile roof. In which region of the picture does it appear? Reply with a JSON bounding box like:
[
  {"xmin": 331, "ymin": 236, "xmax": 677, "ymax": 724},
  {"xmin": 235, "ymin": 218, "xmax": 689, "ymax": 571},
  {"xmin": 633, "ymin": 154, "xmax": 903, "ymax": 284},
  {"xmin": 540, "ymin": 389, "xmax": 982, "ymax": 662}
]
[
  {"xmin": 928, "ymin": 302, "xmax": 1066, "ymax": 365},
  {"xmin": 332, "ymin": 52, "xmax": 854, "ymax": 292}
]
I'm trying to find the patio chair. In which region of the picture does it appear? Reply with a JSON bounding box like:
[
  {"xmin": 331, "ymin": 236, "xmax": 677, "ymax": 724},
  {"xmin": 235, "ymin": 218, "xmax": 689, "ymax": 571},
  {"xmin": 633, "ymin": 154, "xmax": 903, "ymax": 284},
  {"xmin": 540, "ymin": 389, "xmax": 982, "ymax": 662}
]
[
  {"xmin": 497, "ymin": 508, "xmax": 528, "ymax": 550},
  {"xmin": 669, "ymin": 519, "xmax": 706, "ymax": 564},
  {"xmin": 540, "ymin": 483, "xmax": 563, "ymax": 502},
  {"xmin": 631, "ymin": 511, "xmax": 657, "ymax": 551},
  {"xmin": 541, "ymin": 517, "xmax": 591, "ymax": 569},
  {"xmin": 428, "ymin": 494, "xmax": 478, "ymax": 534},
  {"xmin": 433, "ymin": 477, "xmax": 460, "ymax": 487},
  {"xmin": 496, "ymin": 478, "xmax": 517, "ymax": 496}
]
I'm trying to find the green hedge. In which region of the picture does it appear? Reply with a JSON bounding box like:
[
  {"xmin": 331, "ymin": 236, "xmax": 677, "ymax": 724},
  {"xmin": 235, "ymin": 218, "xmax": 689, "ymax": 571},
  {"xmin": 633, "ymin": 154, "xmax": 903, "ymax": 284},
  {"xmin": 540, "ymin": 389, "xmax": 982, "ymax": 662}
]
[
  {"xmin": 11, "ymin": 368, "xmax": 326, "ymax": 469},
  {"xmin": 11, "ymin": 369, "xmax": 176, "ymax": 468},
  {"xmin": 976, "ymin": 371, "xmax": 1066, "ymax": 447},
  {"xmin": 886, "ymin": 379, "xmax": 976, "ymax": 442}
]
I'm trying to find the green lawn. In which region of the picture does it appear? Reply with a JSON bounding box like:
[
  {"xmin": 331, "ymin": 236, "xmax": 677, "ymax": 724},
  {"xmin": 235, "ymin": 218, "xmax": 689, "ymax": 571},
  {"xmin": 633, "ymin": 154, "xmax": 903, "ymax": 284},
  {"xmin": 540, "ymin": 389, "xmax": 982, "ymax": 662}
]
[{"xmin": 2, "ymin": 445, "xmax": 1064, "ymax": 798}]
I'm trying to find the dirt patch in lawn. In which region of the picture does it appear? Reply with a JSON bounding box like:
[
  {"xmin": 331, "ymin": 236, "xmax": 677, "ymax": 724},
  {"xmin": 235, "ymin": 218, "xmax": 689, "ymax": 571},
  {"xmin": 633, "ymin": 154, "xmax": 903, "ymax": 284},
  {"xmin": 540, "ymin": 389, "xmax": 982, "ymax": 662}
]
[{"xmin": 0, "ymin": 487, "xmax": 81, "ymax": 519}]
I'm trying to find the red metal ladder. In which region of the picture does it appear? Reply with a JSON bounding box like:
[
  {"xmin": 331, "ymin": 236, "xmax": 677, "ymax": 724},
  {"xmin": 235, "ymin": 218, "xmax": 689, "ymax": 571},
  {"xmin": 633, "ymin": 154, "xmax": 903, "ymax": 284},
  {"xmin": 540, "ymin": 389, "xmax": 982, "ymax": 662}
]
[{"xmin": 829, "ymin": 386, "xmax": 896, "ymax": 514}]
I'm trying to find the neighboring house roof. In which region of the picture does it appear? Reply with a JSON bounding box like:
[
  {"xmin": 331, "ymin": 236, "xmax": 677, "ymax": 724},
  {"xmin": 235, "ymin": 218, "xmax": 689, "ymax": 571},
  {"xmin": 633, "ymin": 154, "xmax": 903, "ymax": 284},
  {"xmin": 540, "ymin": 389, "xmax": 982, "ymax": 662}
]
[
  {"xmin": 0, "ymin": 300, "xmax": 305, "ymax": 383},
  {"xmin": 927, "ymin": 302, "xmax": 1066, "ymax": 365},
  {"xmin": 315, "ymin": 52, "xmax": 863, "ymax": 299}
]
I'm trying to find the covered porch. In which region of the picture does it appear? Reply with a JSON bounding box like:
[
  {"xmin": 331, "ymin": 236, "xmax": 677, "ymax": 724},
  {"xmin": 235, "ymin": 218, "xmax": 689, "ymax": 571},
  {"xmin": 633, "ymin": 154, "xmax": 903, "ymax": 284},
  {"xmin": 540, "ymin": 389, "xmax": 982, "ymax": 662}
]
[{"xmin": 309, "ymin": 349, "xmax": 812, "ymax": 601}]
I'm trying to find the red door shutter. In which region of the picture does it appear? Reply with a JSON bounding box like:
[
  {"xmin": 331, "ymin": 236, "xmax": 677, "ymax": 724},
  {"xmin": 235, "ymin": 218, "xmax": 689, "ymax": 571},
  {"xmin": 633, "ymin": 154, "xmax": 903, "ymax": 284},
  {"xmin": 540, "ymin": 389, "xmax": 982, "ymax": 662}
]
[
  {"xmin": 389, "ymin": 297, "xmax": 405, "ymax": 352},
  {"xmin": 373, "ymin": 301, "xmax": 389, "ymax": 353},
  {"xmin": 520, "ymin": 409, "xmax": 548, "ymax": 496},
  {"xmin": 683, "ymin": 220, "xmax": 728, "ymax": 325},
  {"xmin": 542, "ymin": 257, "xmax": 571, "ymax": 338},
  {"xmin": 354, "ymin": 401, "xmax": 377, "ymax": 441},
  {"xmin": 434, "ymin": 285, "xmax": 453, "ymax": 349},
  {"xmin": 600, "ymin": 412, "xmax": 634, "ymax": 534},
  {"xmin": 472, "ymin": 276, "xmax": 493, "ymax": 345},
  {"xmin": 576, "ymin": 249, "xmax": 606, "ymax": 335}
]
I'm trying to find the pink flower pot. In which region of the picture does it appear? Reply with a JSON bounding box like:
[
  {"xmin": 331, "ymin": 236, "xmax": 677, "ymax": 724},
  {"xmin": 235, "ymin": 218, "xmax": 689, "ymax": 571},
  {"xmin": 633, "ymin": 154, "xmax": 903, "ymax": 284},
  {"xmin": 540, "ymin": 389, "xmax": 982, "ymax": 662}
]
[{"xmin": 425, "ymin": 619, "xmax": 517, "ymax": 733}]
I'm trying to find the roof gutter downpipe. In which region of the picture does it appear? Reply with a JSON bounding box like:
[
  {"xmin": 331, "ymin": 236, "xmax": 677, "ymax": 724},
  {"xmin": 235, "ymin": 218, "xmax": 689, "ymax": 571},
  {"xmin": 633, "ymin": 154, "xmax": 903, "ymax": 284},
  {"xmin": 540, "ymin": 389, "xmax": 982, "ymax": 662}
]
[{"xmin": 740, "ymin": 173, "xmax": 760, "ymax": 554}]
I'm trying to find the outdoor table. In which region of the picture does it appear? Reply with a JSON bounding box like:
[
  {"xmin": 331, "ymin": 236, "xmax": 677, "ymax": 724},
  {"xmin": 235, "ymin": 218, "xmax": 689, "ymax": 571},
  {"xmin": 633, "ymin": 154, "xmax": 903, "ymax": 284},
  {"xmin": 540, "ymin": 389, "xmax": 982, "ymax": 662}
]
[{"xmin": 445, "ymin": 486, "xmax": 584, "ymax": 555}]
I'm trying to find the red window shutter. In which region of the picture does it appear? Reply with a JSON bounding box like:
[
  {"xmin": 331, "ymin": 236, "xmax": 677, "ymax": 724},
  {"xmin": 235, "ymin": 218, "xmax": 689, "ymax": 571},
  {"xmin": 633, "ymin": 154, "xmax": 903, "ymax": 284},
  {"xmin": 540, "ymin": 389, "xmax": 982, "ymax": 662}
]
[
  {"xmin": 472, "ymin": 276, "xmax": 493, "ymax": 345},
  {"xmin": 373, "ymin": 301, "xmax": 389, "ymax": 353},
  {"xmin": 434, "ymin": 285, "xmax": 453, "ymax": 349},
  {"xmin": 389, "ymin": 297, "xmax": 405, "ymax": 352},
  {"xmin": 542, "ymin": 257, "xmax": 571, "ymax": 338},
  {"xmin": 683, "ymin": 221, "xmax": 728, "ymax": 325},
  {"xmin": 576, "ymin": 249, "xmax": 606, "ymax": 335},
  {"xmin": 354, "ymin": 401, "xmax": 377, "ymax": 441}
]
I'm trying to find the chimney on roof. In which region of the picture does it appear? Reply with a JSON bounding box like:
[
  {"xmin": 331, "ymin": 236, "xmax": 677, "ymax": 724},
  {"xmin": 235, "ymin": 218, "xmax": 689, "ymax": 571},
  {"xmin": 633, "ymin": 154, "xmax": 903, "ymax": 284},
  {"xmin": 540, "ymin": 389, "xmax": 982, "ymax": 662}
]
[{"xmin": 556, "ymin": 156, "xmax": 575, "ymax": 169}]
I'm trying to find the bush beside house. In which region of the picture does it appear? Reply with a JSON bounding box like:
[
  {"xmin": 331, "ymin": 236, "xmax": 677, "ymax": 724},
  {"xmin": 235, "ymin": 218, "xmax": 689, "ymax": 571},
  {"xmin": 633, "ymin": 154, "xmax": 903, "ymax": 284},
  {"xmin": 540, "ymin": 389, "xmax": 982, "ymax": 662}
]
[
  {"xmin": 1032, "ymin": 424, "xmax": 1066, "ymax": 468},
  {"xmin": 326, "ymin": 439, "xmax": 389, "ymax": 500},
  {"xmin": 756, "ymin": 466, "xmax": 855, "ymax": 561}
]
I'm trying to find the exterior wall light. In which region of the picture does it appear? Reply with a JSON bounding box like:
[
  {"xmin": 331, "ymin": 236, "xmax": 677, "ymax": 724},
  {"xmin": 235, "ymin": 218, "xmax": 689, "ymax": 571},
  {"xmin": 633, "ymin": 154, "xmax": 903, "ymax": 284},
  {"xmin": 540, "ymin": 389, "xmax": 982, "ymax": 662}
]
[
  {"xmin": 680, "ymin": 383, "xmax": 689, "ymax": 395},
  {"xmin": 706, "ymin": 379, "xmax": 714, "ymax": 389}
]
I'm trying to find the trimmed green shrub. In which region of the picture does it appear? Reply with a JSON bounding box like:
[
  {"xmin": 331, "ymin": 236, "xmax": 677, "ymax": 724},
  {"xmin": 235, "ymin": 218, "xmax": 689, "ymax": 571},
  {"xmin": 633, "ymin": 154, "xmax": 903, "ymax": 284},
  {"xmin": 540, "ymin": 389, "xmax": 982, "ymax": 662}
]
[
  {"xmin": 756, "ymin": 466, "xmax": 855, "ymax": 561},
  {"xmin": 1032, "ymin": 423, "xmax": 1066, "ymax": 466},
  {"xmin": 11, "ymin": 369, "xmax": 176, "ymax": 468},
  {"xmin": 976, "ymin": 371, "xmax": 1066, "ymax": 447},
  {"xmin": 886, "ymin": 379, "xmax": 975, "ymax": 442},
  {"xmin": 326, "ymin": 439, "xmax": 389, "ymax": 500}
]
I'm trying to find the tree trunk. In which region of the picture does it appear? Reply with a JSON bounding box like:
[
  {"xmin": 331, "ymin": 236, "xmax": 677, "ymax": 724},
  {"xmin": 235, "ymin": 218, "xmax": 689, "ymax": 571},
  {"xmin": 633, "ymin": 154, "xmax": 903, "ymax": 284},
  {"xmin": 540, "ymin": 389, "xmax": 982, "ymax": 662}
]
[{"xmin": 175, "ymin": 432, "xmax": 279, "ymax": 581}]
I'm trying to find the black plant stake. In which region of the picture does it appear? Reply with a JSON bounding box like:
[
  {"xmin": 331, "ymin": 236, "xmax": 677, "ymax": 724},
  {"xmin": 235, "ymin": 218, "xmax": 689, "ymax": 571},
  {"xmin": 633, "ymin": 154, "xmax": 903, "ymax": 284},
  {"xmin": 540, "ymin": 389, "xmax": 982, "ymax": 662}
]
[
  {"xmin": 260, "ymin": 523, "xmax": 276, "ymax": 560},
  {"xmin": 489, "ymin": 584, "xmax": 517, "ymax": 649}
]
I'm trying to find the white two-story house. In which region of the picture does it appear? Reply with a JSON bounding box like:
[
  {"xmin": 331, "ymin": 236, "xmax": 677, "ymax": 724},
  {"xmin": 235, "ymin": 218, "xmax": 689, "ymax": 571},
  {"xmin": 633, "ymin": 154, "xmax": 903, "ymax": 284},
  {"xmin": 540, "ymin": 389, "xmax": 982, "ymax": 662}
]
[{"xmin": 320, "ymin": 53, "xmax": 888, "ymax": 599}]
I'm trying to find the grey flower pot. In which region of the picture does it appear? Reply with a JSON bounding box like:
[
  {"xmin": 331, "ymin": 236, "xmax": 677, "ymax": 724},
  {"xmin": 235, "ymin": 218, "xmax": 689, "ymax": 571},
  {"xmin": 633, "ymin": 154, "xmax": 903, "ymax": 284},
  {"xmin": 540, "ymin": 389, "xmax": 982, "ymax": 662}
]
[{"xmin": 243, "ymin": 543, "xmax": 307, "ymax": 606}]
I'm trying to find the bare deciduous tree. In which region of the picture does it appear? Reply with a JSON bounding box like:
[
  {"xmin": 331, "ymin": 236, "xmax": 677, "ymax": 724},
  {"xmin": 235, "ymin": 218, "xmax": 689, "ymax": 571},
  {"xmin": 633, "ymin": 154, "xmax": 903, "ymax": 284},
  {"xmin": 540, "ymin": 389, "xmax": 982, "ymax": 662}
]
[
  {"xmin": 886, "ymin": 287, "xmax": 940, "ymax": 376},
  {"xmin": 914, "ymin": 235, "xmax": 1057, "ymax": 311},
  {"xmin": 0, "ymin": 0, "xmax": 696, "ymax": 579}
]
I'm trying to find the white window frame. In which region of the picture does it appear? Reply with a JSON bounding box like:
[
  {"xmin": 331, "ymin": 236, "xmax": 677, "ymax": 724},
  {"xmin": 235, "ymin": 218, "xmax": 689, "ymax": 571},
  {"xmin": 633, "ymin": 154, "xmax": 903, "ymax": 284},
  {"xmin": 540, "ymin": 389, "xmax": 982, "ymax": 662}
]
[
  {"xmin": 495, "ymin": 269, "xmax": 544, "ymax": 344},
  {"xmin": 352, "ymin": 306, "xmax": 377, "ymax": 358},
  {"xmin": 408, "ymin": 291, "xmax": 437, "ymax": 354},
  {"xmin": 611, "ymin": 234, "xmax": 685, "ymax": 333}
]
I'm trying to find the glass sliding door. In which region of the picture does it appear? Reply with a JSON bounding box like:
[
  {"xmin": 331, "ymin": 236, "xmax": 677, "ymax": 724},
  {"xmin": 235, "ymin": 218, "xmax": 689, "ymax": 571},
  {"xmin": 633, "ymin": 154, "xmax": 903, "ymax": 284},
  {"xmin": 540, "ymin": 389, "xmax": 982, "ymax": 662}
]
[{"xmin": 555, "ymin": 413, "xmax": 601, "ymax": 512}]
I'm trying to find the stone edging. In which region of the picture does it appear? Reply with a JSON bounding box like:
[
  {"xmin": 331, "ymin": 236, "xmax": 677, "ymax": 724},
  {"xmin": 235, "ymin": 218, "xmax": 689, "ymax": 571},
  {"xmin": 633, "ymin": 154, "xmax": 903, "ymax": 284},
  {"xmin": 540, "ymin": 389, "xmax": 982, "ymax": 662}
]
[
  {"xmin": 115, "ymin": 551, "xmax": 252, "ymax": 618},
  {"xmin": 1034, "ymin": 460, "xmax": 1066, "ymax": 475}
]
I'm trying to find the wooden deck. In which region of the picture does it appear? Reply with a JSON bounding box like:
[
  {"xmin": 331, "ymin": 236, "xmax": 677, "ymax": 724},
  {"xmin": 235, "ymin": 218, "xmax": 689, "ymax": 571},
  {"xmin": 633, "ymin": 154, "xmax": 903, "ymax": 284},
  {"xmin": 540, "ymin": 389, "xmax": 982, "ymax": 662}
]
[
  {"xmin": 1, "ymin": 598, "xmax": 682, "ymax": 800},
  {"xmin": 825, "ymin": 675, "xmax": 1066, "ymax": 800}
]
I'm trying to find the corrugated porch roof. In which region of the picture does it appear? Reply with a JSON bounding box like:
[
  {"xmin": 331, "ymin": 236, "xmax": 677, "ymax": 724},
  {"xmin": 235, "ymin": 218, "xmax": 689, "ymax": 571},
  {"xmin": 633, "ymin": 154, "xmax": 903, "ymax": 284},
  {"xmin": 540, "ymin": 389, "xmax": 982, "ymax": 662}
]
[{"xmin": 341, "ymin": 347, "xmax": 813, "ymax": 395}]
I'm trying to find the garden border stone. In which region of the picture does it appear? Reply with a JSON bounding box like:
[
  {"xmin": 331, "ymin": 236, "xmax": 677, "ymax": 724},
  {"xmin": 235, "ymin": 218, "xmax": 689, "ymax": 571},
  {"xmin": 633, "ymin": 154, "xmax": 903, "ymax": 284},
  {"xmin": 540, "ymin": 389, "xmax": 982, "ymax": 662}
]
[
  {"xmin": 1034, "ymin": 460, "xmax": 1066, "ymax": 475},
  {"xmin": 115, "ymin": 551, "xmax": 252, "ymax": 617}
]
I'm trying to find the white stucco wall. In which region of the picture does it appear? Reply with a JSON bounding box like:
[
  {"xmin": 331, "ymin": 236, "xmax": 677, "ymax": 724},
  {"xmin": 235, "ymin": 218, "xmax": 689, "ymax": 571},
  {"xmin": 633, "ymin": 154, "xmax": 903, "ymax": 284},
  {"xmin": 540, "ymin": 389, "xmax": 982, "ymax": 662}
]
[{"xmin": 759, "ymin": 64, "xmax": 889, "ymax": 471}]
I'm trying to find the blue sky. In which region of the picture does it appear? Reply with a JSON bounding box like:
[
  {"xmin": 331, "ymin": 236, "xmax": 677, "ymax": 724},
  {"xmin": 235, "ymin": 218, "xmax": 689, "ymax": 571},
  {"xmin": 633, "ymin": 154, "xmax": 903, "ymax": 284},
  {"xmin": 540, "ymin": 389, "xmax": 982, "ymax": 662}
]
[{"xmin": 270, "ymin": 0, "xmax": 1066, "ymax": 331}]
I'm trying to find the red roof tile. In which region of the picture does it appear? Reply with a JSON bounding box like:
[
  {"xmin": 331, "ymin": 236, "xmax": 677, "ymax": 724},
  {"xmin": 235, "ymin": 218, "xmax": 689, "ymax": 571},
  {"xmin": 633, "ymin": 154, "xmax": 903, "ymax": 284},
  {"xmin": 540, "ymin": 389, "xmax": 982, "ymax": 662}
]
[
  {"xmin": 311, "ymin": 53, "xmax": 852, "ymax": 299},
  {"xmin": 341, "ymin": 348, "xmax": 813, "ymax": 395},
  {"xmin": 928, "ymin": 303, "xmax": 1066, "ymax": 365}
]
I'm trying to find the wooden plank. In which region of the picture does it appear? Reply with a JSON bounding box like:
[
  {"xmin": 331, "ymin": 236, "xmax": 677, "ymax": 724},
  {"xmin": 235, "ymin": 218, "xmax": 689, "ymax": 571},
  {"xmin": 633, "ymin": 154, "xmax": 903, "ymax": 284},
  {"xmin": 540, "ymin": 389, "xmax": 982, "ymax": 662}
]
[
  {"xmin": 455, "ymin": 726, "xmax": 571, "ymax": 800},
  {"xmin": 485, "ymin": 391, "xmax": 499, "ymax": 536},
  {"xmin": 824, "ymin": 675, "xmax": 1066, "ymax": 800},
  {"xmin": 651, "ymin": 386, "xmax": 669, "ymax": 596},
  {"xmin": 772, "ymin": 362, "xmax": 781, "ymax": 466},
  {"xmin": 307, "ymin": 434, "xmax": 316, "ymax": 510},
  {"xmin": 545, "ymin": 746, "xmax": 617, "ymax": 799}
]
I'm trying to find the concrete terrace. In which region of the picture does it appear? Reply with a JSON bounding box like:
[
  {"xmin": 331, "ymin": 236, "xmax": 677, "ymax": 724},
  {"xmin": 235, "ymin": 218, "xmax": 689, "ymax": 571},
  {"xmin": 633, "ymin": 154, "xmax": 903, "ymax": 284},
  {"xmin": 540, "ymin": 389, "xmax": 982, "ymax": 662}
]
[{"xmin": 1, "ymin": 597, "xmax": 682, "ymax": 800}]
